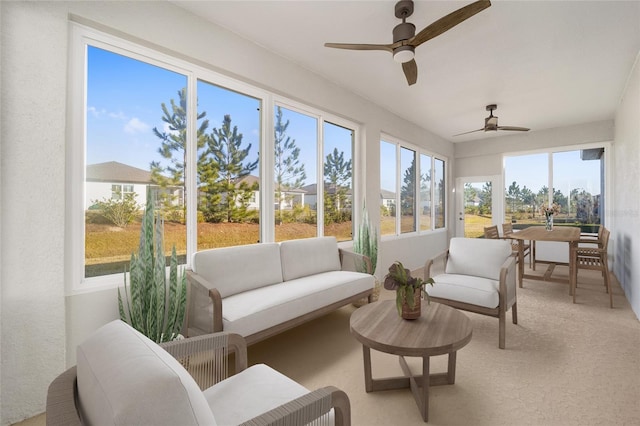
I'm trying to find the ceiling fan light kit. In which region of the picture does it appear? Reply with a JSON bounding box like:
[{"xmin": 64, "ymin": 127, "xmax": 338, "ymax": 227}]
[{"xmin": 324, "ymin": 0, "xmax": 492, "ymax": 85}]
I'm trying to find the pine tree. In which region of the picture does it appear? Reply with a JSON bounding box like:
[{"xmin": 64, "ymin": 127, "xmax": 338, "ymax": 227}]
[
  {"xmin": 151, "ymin": 88, "xmax": 210, "ymax": 220},
  {"xmin": 274, "ymin": 106, "xmax": 306, "ymax": 223},
  {"xmin": 324, "ymin": 147, "xmax": 352, "ymax": 223},
  {"xmin": 203, "ymin": 114, "xmax": 258, "ymax": 223},
  {"xmin": 401, "ymin": 157, "xmax": 416, "ymax": 216}
]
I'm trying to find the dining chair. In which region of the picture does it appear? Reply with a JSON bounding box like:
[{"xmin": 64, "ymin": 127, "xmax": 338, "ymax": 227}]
[
  {"xmin": 573, "ymin": 226, "xmax": 612, "ymax": 308},
  {"xmin": 502, "ymin": 223, "xmax": 533, "ymax": 268},
  {"xmin": 483, "ymin": 225, "xmax": 500, "ymax": 240}
]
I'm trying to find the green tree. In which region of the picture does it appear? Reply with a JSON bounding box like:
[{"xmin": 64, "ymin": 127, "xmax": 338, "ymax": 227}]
[
  {"xmin": 151, "ymin": 88, "xmax": 209, "ymax": 219},
  {"xmin": 324, "ymin": 147, "xmax": 352, "ymax": 223},
  {"xmin": 203, "ymin": 114, "xmax": 258, "ymax": 223},
  {"xmin": 506, "ymin": 181, "xmax": 521, "ymax": 214},
  {"xmin": 401, "ymin": 157, "xmax": 416, "ymax": 216},
  {"xmin": 464, "ymin": 183, "xmax": 478, "ymax": 214},
  {"xmin": 479, "ymin": 181, "xmax": 492, "ymax": 215},
  {"xmin": 274, "ymin": 106, "xmax": 306, "ymax": 223}
]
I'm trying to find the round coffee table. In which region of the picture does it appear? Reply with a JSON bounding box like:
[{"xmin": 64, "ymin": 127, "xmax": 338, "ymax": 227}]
[{"xmin": 350, "ymin": 300, "xmax": 472, "ymax": 422}]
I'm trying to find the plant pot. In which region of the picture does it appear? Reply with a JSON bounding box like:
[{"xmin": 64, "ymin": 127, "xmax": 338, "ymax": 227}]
[
  {"xmin": 545, "ymin": 214, "xmax": 554, "ymax": 231},
  {"xmin": 400, "ymin": 288, "xmax": 421, "ymax": 320}
]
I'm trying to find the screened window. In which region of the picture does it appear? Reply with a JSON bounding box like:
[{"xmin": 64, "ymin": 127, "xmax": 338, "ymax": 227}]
[
  {"xmin": 71, "ymin": 24, "xmax": 358, "ymax": 287},
  {"xmin": 504, "ymin": 148, "xmax": 604, "ymax": 231},
  {"xmin": 380, "ymin": 137, "xmax": 446, "ymax": 236}
]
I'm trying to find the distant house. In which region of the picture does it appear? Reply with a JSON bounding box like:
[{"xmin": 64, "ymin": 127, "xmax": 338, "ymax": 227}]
[
  {"xmin": 301, "ymin": 183, "xmax": 352, "ymax": 210},
  {"xmin": 216, "ymin": 175, "xmax": 307, "ymax": 211},
  {"xmin": 85, "ymin": 161, "xmax": 183, "ymax": 210},
  {"xmin": 380, "ymin": 189, "xmax": 396, "ymax": 211}
]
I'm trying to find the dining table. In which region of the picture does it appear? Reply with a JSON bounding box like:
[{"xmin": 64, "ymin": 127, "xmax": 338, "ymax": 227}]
[{"xmin": 508, "ymin": 226, "xmax": 581, "ymax": 295}]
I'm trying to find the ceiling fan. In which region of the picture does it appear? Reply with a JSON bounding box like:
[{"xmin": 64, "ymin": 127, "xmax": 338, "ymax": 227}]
[
  {"xmin": 324, "ymin": 0, "xmax": 491, "ymax": 86},
  {"xmin": 454, "ymin": 104, "xmax": 530, "ymax": 136}
]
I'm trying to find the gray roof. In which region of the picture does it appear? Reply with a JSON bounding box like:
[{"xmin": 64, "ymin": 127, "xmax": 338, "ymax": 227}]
[
  {"xmin": 380, "ymin": 189, "xmax": 396, "ymax": 199},
  {"xmin": 86, "ymin": 162, "xmax": 152, "ymax": 184}
]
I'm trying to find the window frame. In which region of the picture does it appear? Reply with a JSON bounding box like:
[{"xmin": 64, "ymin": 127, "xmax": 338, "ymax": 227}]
[
  {"xmin": 68, "ymin": 22, "xmax": 360, "ymax": 294},
  {"xmin": 502, "ymin": 142, "xmax": 611, "ymax": 230},
  {"xmin": 380, "ymin": 134, "xmax": 448, "ymax": 239}
]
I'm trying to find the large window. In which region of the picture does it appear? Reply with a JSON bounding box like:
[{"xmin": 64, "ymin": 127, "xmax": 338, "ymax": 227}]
[
  {"xmin": 72, "ymin": 24, "xmax": 358, "ymax": 288},
  {"xmin": 504, "ymin": 148, "xmax": 604, "ymax": 231},
  {"xmin": 380, "ymin": 136, "xmax": 446, "ymax": 237}
]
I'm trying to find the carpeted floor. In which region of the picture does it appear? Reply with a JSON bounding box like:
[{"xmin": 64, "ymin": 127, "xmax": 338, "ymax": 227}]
[
  {"xmin": 246, "ymin": 265, "xmax": 640, "ymax": 425},
  {"xmin": 19, "ymin": 266, "xmax": 640, "ymax": 425}
]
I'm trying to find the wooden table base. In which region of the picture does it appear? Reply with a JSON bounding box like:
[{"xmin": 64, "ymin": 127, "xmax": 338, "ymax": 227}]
[{"xmin": 362, "ymin": 346, "xmax": 458, "ymax": 422}]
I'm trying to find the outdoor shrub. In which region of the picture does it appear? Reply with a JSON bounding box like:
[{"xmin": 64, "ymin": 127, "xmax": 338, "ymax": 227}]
[{"xmin": 91, "ymin": 193, "xmax": 141, "ymax": 228}]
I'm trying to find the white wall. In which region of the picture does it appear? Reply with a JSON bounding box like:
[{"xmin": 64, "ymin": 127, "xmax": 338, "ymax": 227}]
[
  {"xmin": 613, "ymin": 52, "xmax": 640, "ymax": 318},
  {"xmin": 0, "ymin": 1, "xmax": 452, "ymax": 423}
]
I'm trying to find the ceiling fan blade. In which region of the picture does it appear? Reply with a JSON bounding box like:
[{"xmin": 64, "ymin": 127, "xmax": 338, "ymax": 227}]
[
  {"xmin": 402, "ymin": 59, "xmax": 418, "ymax": 85},
  {"xmin": 453, "ymin": 128, "xmax": 484, "ymax": 137},
  {"xmin": 324, "ymin": 42, "xmax": 393, "ymax": 53},
  {"xmin": 497, "ymin": 126, "xmax": 530, "ymax": 132},
  {"xmin": 410, "ymin": 0, "xmax": 491, "ymax": 48}
]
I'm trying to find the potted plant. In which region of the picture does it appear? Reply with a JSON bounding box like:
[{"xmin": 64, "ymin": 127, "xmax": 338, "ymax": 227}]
[
  {"xmin": 384, "ymin": 261, "xmax": 434, "ymax": 320},
  {"xmin": 352, "ymin": 201, "xmax": 380, "ymax": 305},
  {"xmin": 118, "ymin": 189, "xmax": 187, "ymax": 343}
]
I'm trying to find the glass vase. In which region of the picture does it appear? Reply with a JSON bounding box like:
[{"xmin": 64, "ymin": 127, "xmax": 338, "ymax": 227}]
[{"xmin": 545, "ymin": 214, "xmax": 553, "ymax": 231}]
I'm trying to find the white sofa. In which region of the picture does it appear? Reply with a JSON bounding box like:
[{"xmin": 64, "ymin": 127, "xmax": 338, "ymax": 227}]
[
  {"xmin": 46, "ymin": 320, "xmax": 350, "ymax": 425},
  {"xmin": 187, "ymin": 236, "xmax": 375, "ymax": 345},
  {"xmin": 424, "ymin": 237, "xmax": 517, "ymax": 349}
]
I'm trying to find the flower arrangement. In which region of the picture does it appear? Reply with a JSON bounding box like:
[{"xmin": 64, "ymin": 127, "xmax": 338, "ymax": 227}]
[
  {"xmin": 540, "ymin": 203, "xmax": 560, "ymax": 231},
  {"xmin": 384, "ymin": 261, "xmax": 434, "ymax": 316},
  {"xmin": 540, "ymin": 203, "xmax": 560, "ymax": 217}
]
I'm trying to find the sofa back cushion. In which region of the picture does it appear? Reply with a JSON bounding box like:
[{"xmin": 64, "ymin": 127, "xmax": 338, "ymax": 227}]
[
  {"xmin": 192, "ymin": 243, "xmax": 283, "ymax": 298},
  {"xmin": 280, "ymin": 237, "xmax": 341, "ymax": 281},
  {"xmin": 445, "ymin": 237, "xmax": 512, "ymax": 281},
  {"xmin": 77, "ymin": 320, "xmax": 216, "ymax": 426}
]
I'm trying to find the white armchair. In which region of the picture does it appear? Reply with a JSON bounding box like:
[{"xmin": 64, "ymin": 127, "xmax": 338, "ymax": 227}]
[
  {"xmin": 46, "ymin": 320, "xmax": 350, "ymax": 425},
  {"xmin": 425, "ymin": 237, "xmax": 517, "ymax": 349}
]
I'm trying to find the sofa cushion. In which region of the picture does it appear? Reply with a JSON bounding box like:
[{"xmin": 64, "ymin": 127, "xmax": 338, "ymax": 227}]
[
  {"xmin": 279, "ymin": 236, "xmax": 341, "ymax": 281},
  {"xmin": 430, "ymin": 273, "xmax": 500, "ymax": 309},
  {"xmin": 77, "ymin": 320, "xmax": 216, "ymax": 426},
  {"xmin": 204, "ymin": 364, "xmax": 309, "ymax": 425},
  {"xmin": 192, "ymin": 243, "xmax": 283, "ymax": 298},
  {"xmin": 445, "ymin": 237, "xmax": 512, "ymax": 281},
  {"xmin": 221, "ymin": 270, "xmax": 374, "ymax": 337}
]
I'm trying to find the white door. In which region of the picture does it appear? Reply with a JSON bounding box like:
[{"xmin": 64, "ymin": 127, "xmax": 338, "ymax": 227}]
[{"xmin": 455, "ymin": 176, "xmax": 503, "ymax": 238}]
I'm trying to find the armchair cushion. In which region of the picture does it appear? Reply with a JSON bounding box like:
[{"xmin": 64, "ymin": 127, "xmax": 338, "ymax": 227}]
[
  {"xmin": 76, "ymin": 320, "xmax": 216, "ymax": 426},
  {"xmin": 445, "ymin": 237, "xmax": 512, "ymax": 281},
  {"xmin": 204, "ymin": 364, "xmax": 309, "ymax": 425},
  {"xmin": 280, "ymin": 236, "xmax": 341, "ymax": 281},
  {"xmin": 428, "ymin": 274, "xmax": 500, "ymax": 309}
]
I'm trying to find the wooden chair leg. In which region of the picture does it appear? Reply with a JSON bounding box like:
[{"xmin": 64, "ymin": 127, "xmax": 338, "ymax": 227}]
[
  {"xmin": 604, "ymin": 262, "xmax": 613, "ymax": 309},
  {"xmin": 498, "ymin": 309, "xmax": 505, "ymax": 349}
]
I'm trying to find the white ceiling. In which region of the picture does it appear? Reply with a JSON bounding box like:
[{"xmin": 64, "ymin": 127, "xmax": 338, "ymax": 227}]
[{"xmin": 172, "ymin": 0, "xmax": 640, "ymax": 142}]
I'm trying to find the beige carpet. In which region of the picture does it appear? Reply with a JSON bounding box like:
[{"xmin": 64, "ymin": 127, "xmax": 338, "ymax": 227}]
[{"xmin": 19, "ymin": 267, "xmax": 640, "ymax": 426}]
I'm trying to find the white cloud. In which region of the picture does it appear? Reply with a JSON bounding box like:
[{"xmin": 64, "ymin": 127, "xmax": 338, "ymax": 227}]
[
  {"xmin": 109, "ymin": 111, "xmax": 127, "ymax": 120},
  {"xmin": 124, "ymin": 117, "xmax": 150, "ymax": 134},
  {"xmin": 87, "ymin": 106, "xmax": 106, "ymax": 118}
]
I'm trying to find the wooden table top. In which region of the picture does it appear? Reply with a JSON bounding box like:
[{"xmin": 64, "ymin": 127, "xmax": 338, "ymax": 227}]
[
  {"xmin": 509, "ymin": 226, "xmax": 580, "ymax": 242},
  {"xmin": 350, "ymin": 300, "xmax": 472, "ymax": 357}
]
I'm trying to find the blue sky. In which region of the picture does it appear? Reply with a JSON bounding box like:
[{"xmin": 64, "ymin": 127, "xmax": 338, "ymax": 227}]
[{"xmin": 87, "ymin": 46, "xmax": 356, "ymax": 187}]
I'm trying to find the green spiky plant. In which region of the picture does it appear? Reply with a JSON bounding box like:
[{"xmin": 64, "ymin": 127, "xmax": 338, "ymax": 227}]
[
  {"xmin": 118, "ymin": 190, "xmax": 186, "ymax": 343},
  {"xmin": 353, "ymin": 201, "xmax": 378, "ymax": 276}
]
